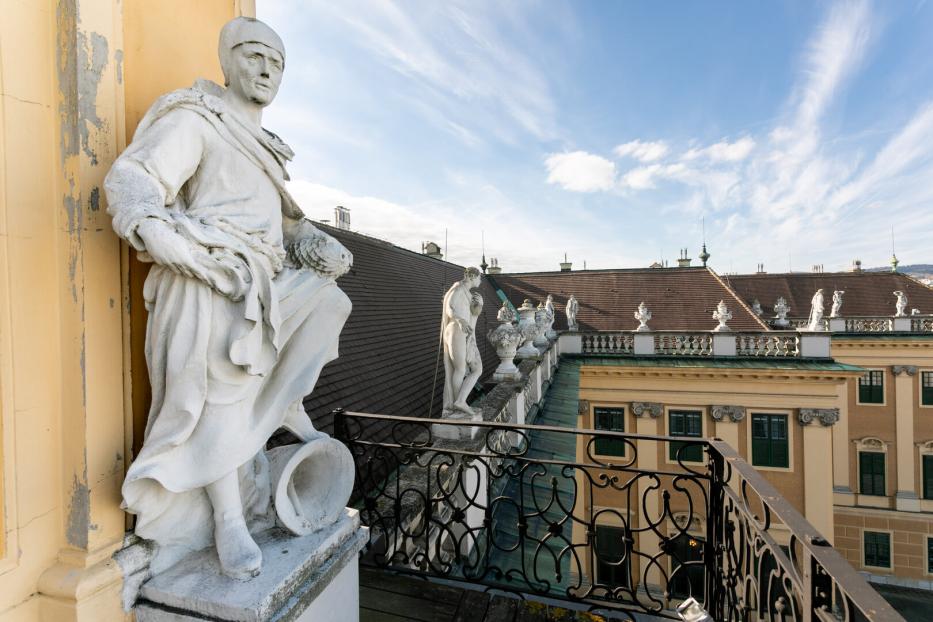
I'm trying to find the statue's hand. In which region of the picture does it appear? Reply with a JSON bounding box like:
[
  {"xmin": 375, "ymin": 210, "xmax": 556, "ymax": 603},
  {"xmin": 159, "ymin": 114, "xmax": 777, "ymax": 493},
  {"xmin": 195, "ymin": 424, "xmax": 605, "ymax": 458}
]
[
  {"xmin": 136, "ymin": 219, "xmax": 201, "ymax": 278},
  {"xmin": 287, "ymin": 233, "xmax": 353, "ymax": 278}
]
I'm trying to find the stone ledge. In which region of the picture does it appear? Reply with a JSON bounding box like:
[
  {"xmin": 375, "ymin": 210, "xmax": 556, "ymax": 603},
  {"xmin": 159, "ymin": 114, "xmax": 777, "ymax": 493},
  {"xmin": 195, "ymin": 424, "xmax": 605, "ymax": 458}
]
[{"xmin": 137, "ymin": 509, "xmax": 366, "ymax": 622}]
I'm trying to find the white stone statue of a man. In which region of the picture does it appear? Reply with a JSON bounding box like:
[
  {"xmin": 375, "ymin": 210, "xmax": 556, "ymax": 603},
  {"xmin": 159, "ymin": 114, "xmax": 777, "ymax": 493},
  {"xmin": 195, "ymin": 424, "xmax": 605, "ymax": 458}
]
[
  {"xmin": 544, "ymin": 294, "xmax": 557, "ymax": 339},
  {"xmin": 105, "ymin": 18, "xmax": 353, "ymax": 580},
  {"xmin": 894, "ymin": 290, "xmax": 908, "ymax": 317},
  {"xmin": 807, "ymin": 289, "xmax": 825, "ymax": 331},
  {"xmin": 566, "ymin": 295, "xmax": 579, "ymax": 330},
  {"xmin": 830, "ymin": 290, "xmax": 844, "ymax": 318},
  {"xmin": 442, "ymin": 267, "xmax": 483, "ymax": 416}
]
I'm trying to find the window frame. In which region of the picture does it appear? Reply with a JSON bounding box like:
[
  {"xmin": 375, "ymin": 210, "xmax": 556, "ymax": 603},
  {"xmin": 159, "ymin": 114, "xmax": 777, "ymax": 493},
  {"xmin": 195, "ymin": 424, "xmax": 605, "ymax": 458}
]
[
  {"xmin": 748, "ymin": 412, "xmax": 791, "ymax": 471},
  {"xmin": 863, "ymin": 530, "xmax": 892, "ymax": 570},
  {"xmin": 856, "ymin": 369, "xmax": 886, "ymax": 406},
  {"xmin": 921, "ymin": 370, "xmax": 933, "ymax": 408},
  {"xmin": 668, "ymin": 408, "xmax": 704, "ymax": 463},
  {"xmin": 594, "ymin": 523, "xmax": 630, "ymax": 588},
  {"xmin": 858, "ymin": 450, "xmax": 886, "ymax": 497},
  {"xmin": 592, "ymin": 406, "xmax": 627, "ymax": 458},
  {"xmin": 927, "ymin": 536, "xmax": 933, "ymax": 576}
]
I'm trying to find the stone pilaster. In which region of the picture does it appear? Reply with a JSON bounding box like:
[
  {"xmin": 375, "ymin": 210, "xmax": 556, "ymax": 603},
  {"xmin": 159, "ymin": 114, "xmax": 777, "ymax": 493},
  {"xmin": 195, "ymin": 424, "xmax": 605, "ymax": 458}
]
[{"xmin": 893, "ymin": 365, "xmax": 920, "ymax": 511}]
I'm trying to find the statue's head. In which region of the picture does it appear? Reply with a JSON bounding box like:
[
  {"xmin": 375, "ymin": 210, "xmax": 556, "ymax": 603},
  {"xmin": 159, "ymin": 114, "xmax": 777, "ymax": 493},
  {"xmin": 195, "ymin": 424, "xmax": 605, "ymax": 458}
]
[
  {"xmin": 219, "ymin": 17, "xmax": 285, "ymax": 106},
  {"xmin": 464, "ymin": 267, "xmax": 482, "ymax": 288}
]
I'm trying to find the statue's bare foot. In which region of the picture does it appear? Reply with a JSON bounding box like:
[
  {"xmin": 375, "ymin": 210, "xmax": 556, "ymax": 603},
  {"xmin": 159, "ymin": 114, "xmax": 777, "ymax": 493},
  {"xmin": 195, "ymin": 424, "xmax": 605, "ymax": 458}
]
[
  {"xmin": 452, "ymin": 402, "xmax": 477, "ymax": 416},
  {"xmin": 215, "ymin": 513, "xmax": 262, "ymax": 580}
]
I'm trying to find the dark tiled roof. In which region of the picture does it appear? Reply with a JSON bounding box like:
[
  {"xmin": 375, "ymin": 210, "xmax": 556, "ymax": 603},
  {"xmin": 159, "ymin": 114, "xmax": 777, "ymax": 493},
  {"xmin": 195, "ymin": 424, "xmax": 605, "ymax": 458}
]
[
  {"xmin": 303, "ymin": 224, "xmax": 500, "ymax": 433},
  {"xmin": 723, "ymin": 271, "xmax": 933, "ymax": 319},
  {"xmin": 489, "ymin": 267, "xmax": 767, "ymax": 332}
]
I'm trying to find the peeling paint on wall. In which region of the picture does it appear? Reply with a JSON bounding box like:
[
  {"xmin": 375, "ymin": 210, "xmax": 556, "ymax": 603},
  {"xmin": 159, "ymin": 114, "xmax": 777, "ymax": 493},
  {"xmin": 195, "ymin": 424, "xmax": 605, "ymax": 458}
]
[
  {"xmin": 56, "ymin": 0, "xmax": 80, "ymax": 165},
  {"xmin": 77, "ymin": 31, "xmax": 109, "ymax": 166},
  {"xmin": 66, "ymin": 473, "xmax": 90, "ymax": 548},
  {"xmin": 115, "ymin": 49, "xmax": 124, "ymax": 84},
  {"xmin": 89, "ymin": 186, "xmax": 100, "ymax": 211}
]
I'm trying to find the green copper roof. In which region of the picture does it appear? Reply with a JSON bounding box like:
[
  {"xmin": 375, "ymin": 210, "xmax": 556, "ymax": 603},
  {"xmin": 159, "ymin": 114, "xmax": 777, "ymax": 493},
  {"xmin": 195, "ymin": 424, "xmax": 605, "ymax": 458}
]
[
  {"xmin": 566, "ymin": 354, "xmax": 864, "ymax": 373},
  {"xmin": 486, "ymin": 359, "xmax": 580, "ymax": 597}
]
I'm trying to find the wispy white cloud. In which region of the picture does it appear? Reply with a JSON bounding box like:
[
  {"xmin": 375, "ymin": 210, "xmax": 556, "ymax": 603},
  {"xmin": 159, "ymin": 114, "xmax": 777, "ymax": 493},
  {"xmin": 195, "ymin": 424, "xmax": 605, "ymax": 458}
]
[
  {"xmin": 288, "ymin": 178, "xmax": 641, "ymax": 272},
  {"xmin": 545, "ymin": 151, "xmax": 616, "ymax": 192},
  {"xmin": 614, "ymin": 139, "xmax": 670, "ymax": 162},
  {"xmin": 543, "ymin": 0, "xmax": 933, "ymax": 271},
  {"xmin": 312, "ymin": 0, "xmax": 561, "ymax": 144},
  {"xmin": 683, "ymin": 137, "xmax": 756, "ymax": 162}
]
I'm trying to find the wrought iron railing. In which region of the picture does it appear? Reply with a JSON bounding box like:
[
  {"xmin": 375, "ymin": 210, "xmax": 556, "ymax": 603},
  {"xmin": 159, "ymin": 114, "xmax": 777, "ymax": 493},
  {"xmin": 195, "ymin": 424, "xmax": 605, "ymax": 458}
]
[{"xmin": 334, "ymin": 410, "xmax": 902, "ymax": 621}]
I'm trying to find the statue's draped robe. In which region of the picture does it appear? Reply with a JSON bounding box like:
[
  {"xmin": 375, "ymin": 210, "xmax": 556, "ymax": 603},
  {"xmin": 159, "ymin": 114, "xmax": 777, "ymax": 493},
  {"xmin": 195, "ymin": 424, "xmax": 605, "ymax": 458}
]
[{"xmin": 105, "ymin": 83, "xmax": 351, "ymax": 571}]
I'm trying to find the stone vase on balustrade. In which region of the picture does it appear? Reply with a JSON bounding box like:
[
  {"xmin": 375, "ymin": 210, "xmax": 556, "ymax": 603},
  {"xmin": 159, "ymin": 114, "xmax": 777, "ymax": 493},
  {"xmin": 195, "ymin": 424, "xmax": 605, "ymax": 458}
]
[{"xmin": 516, "ymin": 301, "xmax": 540, "ymax": 359}]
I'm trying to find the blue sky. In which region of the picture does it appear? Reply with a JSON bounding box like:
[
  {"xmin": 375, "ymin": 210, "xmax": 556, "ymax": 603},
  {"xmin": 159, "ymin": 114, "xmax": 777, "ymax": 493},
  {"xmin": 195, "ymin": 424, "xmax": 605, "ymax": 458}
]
[{"xmin": 259, "ymin": 0, "xmax": 933, "ymax": 273}]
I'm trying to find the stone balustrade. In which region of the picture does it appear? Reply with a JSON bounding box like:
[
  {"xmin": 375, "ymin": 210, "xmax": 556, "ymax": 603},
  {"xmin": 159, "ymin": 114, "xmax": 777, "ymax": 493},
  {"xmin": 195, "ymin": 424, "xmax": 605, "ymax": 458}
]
[
  {"xmin": 735, "ymin": 333, "xmax": 800, "ymax": 357},
  {"xmin": 564, "ymin": 330, "xmax": 832, "ymax": 358}
]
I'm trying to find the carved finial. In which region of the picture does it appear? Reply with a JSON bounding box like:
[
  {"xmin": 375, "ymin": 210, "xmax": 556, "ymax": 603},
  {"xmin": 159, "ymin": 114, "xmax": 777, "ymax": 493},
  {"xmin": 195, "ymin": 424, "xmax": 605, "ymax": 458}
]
[{"xmin": 712, "ymin": 300, "xmax": 732, "ymax": 332}]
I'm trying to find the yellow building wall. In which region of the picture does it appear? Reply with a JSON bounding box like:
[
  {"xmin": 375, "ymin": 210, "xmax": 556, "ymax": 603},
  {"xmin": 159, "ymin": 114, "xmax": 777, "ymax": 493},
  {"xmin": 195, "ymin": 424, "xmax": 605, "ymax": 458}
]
[
  {"xmin": 829, "ymin": 338, "xmax": 933, "ymax": 584},
  {"xmin": 578, "ymin": 366, "xmax": 851, "ymax": 539},
  {"xmin": 0, "ymin": 2, "xmax": 252, "ymax": 620}
]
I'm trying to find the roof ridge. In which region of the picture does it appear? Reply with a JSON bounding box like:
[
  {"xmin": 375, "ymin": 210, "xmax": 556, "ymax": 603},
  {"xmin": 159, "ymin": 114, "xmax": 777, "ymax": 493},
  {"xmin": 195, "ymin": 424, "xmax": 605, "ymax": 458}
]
[{"xmin": 707, "ymin": 266, "xmax": 771, "ymax": 330}]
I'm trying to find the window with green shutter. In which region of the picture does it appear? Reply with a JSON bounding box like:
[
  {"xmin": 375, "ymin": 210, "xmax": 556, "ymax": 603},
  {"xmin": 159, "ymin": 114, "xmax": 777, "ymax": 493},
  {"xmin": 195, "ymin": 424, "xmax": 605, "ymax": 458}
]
[
  {"xmin": 859, "ymin": 452, "xmax": 885, "ymax": 496},
  {"xmin": 669, "ymin": 410, "xmax": 703, "ymax": 462},
  {"xmin": 924, "ymin": 455, "xmax": 933, "ymax": 500},
  {"xmin": 927, "ymin": 538, "xmax": 933, "ymax": 574},
  {"xmin": 751, "ymin": 413, "xmax": 789, "ymax": 468},
  {"xmin": 864, "ymin": 531, "xmax": 890, "ymax": 568},
  {"xmin": 858, "ymin": 370, "xmax": 884, "ymax": 404},
  {"xmin": 594, "ymin": 407, "xmax": 626, "ymax": 457},
  {"xmin": 595, "ymin": 525, "xmax": 629, "ymax": 587},
  {"xmin": 923, "ymin": 372, "xmax": 933, "ymax": 406}
]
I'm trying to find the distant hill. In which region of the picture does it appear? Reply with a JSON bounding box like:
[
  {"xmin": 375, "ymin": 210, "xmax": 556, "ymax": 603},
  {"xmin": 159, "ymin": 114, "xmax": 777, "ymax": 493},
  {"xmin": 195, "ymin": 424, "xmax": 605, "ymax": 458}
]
[{"xmin": 865, "ymin": 264, "xmax": 933, "ymax": 285}]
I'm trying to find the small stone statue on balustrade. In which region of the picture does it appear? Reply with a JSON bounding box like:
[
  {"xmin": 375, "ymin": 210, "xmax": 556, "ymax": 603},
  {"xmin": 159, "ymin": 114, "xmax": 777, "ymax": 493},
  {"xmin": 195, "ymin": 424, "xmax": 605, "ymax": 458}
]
[
  {"xmin": 894, "ymin": 291, "xmax": 908, "ymax": 317},
  {"xmin": 566, "ymin": 295, "xmax": 579, "ymax": 330},
  {"xmin": 534, "ymin": 302, "xmax": 550, "ymax": 348},
  {"xmin": 441, "ymin": 267, "xmax": 484, "ymax": 416},
  {"xmin": 751, "ymin": 299, "xmax": 763, "ymax": 316},
  {"xmin": 634, "ymin": 301, "xmax": 652, "ymax": 332},
  {"xmin": 497, "ymin": 301, "xmax": 515, "ymax": 325},
  {"xmin": 830, "ymin": 290, "xmax": 844, "ymax": 318},
  {"xmin": 806, "ymin": 289, "xmax": 825, "ymax": 331},
  {"xmin": 773, "ymin": 297, "xmax": 790, "ymax": 328},
  {"xmin": 544, "ymin": 294, "xmax": 557, "ymax": 340},
  {"xmin": 712, "ymin": 300, "xmax": 732, "ymax": 332}
]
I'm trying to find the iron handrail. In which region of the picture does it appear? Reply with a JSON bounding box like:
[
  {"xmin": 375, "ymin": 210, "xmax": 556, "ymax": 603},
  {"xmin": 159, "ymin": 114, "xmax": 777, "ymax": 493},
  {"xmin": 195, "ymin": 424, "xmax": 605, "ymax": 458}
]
[{"xmin": 334, "ymin": 410, "xmax": 905, "ymax": 621}]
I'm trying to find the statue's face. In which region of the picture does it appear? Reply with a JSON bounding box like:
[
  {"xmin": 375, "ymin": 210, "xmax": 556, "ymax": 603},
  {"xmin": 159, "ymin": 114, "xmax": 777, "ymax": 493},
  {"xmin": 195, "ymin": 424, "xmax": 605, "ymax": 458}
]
[{"xmin": 227, "ymin": 42, "xmax": 284, "ymax": 106}]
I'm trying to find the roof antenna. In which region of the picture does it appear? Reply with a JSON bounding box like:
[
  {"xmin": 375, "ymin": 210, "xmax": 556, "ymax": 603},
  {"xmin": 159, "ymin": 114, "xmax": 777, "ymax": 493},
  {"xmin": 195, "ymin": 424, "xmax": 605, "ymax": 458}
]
[
  {"xmin": 699, "ymin": 216, "xmax": 710, "ymax": 267},
  {"xmin": 890, "ymin": 227, "xmax": 899, "ymax": 272},
  {"xmin": 480, "ymin": 230, "xmax": 488, "ymax": 273},
  {"xmin": 444, "ymin": 228, "xmax": 448, "ymax": 262}
]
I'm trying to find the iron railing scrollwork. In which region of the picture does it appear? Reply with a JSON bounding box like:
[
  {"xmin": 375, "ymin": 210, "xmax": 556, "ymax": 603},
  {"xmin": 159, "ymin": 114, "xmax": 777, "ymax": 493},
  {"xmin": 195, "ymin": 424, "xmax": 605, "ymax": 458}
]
[{"xmin": 335, "ymin": 410, "xmax": 904, "ymax": 621}]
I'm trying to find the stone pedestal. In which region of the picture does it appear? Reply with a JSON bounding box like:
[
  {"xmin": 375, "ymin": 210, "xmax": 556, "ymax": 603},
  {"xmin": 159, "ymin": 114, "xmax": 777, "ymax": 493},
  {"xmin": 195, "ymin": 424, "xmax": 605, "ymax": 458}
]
[{"xmin": 135, "ymin": 509, "xmax": 367, "ymax": 622}]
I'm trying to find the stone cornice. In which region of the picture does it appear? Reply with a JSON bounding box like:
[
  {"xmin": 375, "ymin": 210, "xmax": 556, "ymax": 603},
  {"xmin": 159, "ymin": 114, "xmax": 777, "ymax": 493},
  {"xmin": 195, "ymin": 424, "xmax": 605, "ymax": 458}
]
[{"xmin": 579, "ymin": 367, "xmax": 860, "ymax": 382}]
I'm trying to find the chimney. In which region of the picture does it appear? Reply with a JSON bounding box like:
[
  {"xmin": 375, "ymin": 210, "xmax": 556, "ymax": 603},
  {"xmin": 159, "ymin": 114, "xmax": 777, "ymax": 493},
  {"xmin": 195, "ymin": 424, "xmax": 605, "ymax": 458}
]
[
  {"xmin": 676, "ymin": 248, "xmax": 692, "ymax": 267},
  {"xmin": 756, "ymin": 263, "xmax": 766, "ymax": 274},
  {"xmin": 487, "ymin": 257, "xmax": 502, "ymax": 274},
  {"xmin": 334, "ymin": 205, "xmax": 351, "ymax": 230},
  {"xmin": 851, "ymin": 259, "xmax": 863, "ymax": 273},
  {"xmin": 559, "ymin": 253, "xmax": 572, "ymax": 272},
  {"xmin": 421, "ymin": 241, "xmax": 443, "ymax": 260}
]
